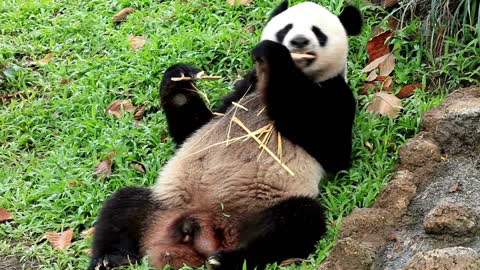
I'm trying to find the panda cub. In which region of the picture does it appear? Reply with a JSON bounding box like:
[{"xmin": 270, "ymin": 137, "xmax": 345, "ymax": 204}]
[{"xmin": 88, "ymin": 1, "xmax": 362, "ymax": 270}]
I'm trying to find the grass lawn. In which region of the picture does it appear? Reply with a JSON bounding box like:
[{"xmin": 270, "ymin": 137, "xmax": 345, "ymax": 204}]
[{"xmin": 0, "ymin": 0, "xmax": 477, "ymax": 269}]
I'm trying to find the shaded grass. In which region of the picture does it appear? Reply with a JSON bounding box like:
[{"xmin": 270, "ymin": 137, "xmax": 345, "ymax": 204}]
[{"xmin": 0, "ymin": 0, "xmax": 476, "ymax": 270}]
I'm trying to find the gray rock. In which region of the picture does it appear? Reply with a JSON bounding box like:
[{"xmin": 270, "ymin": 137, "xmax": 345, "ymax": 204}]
[
  {"xmin": 424, "ymin": 201, "xmax": 479, "ymax": 236},
  {"xmin": 402, "ymin": 247, "xmax": 480, "ymax": 270}
]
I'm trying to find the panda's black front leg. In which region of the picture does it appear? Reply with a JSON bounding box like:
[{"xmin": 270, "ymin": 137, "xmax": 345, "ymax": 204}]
[
  {"xmin": 88, "ymin": 187, "xmax": 156, "ymax": 270},
  {"xmin": 160, "ymin": 64, "xmax": 213, "ymax": 145},
  {"xmin": 206, "ymin": 197, "xmax": 326, "ymax": 270}
]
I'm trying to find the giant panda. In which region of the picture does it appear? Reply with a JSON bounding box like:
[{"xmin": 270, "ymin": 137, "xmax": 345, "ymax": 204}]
[{"xmin": 88, "ymin": 1, "xmax": 362, "ymax": 270}]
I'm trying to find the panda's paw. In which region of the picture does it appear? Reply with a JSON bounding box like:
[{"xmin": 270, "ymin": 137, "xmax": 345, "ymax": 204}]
[
  {"xmin": 88, "ymin": 254, "xmax": 133, "ymax": 270},
  {"xmin": 206, "ymin": 250, "xmax": 244, "ymax": 270},
  {"xmin": 251, "ymin": 40, "xmax": 291, "ymax": 64}
]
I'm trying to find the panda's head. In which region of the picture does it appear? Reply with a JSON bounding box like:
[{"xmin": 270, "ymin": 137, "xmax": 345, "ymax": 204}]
[{"xmin": 261, "ymin": 1, "xmax": 362, "ymax": 82}]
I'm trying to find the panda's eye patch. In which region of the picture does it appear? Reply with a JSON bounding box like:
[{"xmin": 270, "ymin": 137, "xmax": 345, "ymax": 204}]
[
  {"xmin": 312, "ymin": 26, "xmax": 328, "ymax": 47},
  {"xmin": 275, "ymin": 23, "xmax": 293, "ymax": 43}
]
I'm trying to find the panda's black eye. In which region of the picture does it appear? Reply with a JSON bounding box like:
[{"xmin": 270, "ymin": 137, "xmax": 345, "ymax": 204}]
[
  {"xmin": 312, "ymin": 26, "xmax": 328, "ymax": 47},
  {"xmin": 275, "ymin": 23, "xmax": 293, "ymax": 43}
]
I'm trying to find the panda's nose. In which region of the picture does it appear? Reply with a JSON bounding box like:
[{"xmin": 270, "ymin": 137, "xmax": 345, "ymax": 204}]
[{"xmin": 290, "ymin": 36, "xmax": 310, "ymax": 48}]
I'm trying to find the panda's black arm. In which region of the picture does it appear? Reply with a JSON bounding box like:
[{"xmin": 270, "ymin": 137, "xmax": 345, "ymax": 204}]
[
  {"xmin": 252, "ymin": 40, "xmax": 355, "ymax": 173},
  {"xmin": 160, "ymin": 64, "xmax": 213, "ymax": 145},
  {"xmin": 207, "ymin": 196, "xmax": 326, "ymax": 270}
]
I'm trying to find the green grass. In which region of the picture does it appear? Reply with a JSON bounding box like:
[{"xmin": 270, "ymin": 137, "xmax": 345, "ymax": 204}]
[{"xmin": 0, "ymin": 0, "xmax": 477, "ymax": 270}]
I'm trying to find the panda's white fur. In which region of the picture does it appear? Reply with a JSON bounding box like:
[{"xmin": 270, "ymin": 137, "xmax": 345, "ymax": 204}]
[{"xmin": 261, "ymin": 2, "xmax": 349, "ymax": 82}]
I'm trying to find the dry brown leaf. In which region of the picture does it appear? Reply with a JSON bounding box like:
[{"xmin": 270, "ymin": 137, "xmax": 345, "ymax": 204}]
[
  {"xmin": 245, "ymin": 24, "xmax": 256, "ymax": 33},
  {"xmin": 60, "ymin": 78, "xmax": 71, "ymax": 85},
  {"xmin": 397, "ymin": 83, "xmax": 422, "ymax": 98},
  {"xmin": 361, "ymin": 53, "xmax": 392, "ymax": 73},
  {"xmin": 383, "ymin": 76, "xmax": 393, "ymax": 89},
  {"xmin": 45, "ymin": 228, "xmax": 74, "ymax": 249},
  {"xmin": 279, "ymin": 258, "xmax": 307, "ymax": 267},
  {"xmin": 38, "ymin": 53, "xmax": 53, "ymax": 65},
  {"xmin": 134, "ymin": 105, "xmax": 146, "ymax": 121},
  {"xmin": 160, "ymin": 134, "xmax": 168, "ymax": 142},
  {"xmin": 360, "ymin": 82, "xmax": 380, "ymax": 95},
  {"xmin": 105, "ymin": 100, "xmax": 134, "ymax": 118},
  {"xmin": 379, "ymin": 53, "xmax": 395, "ymax": 76},
  {"xmin": 81, "ymin": 227, "xmax": 95, "ymax": 237},
  {"xmin": 0, "ymin": 208, "xmax": 13, "ymax": 223},
  {"xmin": 95, "ymin": 159, "xmax": 113, "ymax": 178},
  {"xmin": 227, "ymin": 0, "xmax": 253, "ymax": 5},
  {"xmin": 365, "ymin": 141, "xmax": 374, "ymax": 152},
  {"xmin": 366, "ymin": 70, "xmax": 378, "ymax": 82},
  {"xmin": 366, "ymin": 30, "xmax": 393, "ymax": 62},
  {"xmin": 131, "ymin": 161, "xmax": 146, "ymax": 174},
  {"xmin": 67, "ymin": 181, "xmax": 77, "ymax": 187},
  {"xmin": 128, "ymin": 35, "xmax": 147, "ymax": 50},
  {"xmin": 367, "ymin": 92, "xmax": 402, "ymax": 118},
  {"xmin": 112, "ymin": 7, "xmax": 135, "ymax": 23},
  {"xmin": 84, "ymin": 248, "xmax": 93, "ymax": 256}
]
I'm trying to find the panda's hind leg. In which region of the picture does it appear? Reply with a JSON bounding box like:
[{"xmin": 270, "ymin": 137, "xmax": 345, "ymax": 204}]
[
  {"xmin": 207, "ymin": 196, "xmax": 326, "ymax": 270},
  {"xmin": 88, "ymin": 187, "xmax": 156, "ymax": 270},
  {"xmin": 160, "ymin": 64, "xmax": 213, "ymax": 145}
]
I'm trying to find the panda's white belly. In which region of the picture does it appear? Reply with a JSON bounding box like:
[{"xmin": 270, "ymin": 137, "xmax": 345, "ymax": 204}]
[{"xmin": 152, "ymin": 94, "xmax": 324, "ymax": 214}]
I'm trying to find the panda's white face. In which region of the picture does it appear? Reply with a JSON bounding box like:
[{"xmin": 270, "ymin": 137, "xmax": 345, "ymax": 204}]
[{"xmin": 261, "ymin": 2, "xmax": 349, "ymax": 82}]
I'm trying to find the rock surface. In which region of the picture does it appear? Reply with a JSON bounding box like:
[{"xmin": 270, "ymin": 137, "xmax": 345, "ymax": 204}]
[{"xmin": 320, "ymin": 85, "xmax": 480, "ymax": 270}]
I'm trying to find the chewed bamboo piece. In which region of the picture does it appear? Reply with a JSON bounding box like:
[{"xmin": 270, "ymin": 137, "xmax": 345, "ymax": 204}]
[
  {"xmin": 171, "ymin": 71, "xmax": 222, "ymax": 81},
  {"xmin": 290, "ymin": 53, "xmax": 315, "ymax": 60}
]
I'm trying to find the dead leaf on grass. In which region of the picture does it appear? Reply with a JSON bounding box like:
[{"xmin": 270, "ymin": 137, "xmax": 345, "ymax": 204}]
[
  {"xmin": 361, "ymin": 53, "xmax": 392, "ymax": 73},
  {"xmin": 112, "ymin": 7, "xmax": 136, "ymax": 23},
  {"xmin": 0, "ymin": 208, "xmax": 13, "ymax": 223},
  {"xmin": 378, "ymin": 53, "xmax": 395, "ymax": 76},
  {"xmin": 366, "ymin": 70, "xmax": 378, "ymax": 82},
  {"xmin": 81, "ymin": 227, "xmax": 95, "ymax": 238},
  {"xmin": 0, "ymin": 91, "xmax": 25, "ymax": 102},
  {"xmin": 227, "ymin": 0, "xmax": 253, "ymax": 5},
  {"xmin": 367, "ymin": 92, "xmax": 402, "ymax": 118},
  {"xmin": 45, "ymin": 228, "xmax": 74, "ymax": 249},
  {"xmin": 130, "ymin": 161, "xmax": 146, "ymax": 174},
  {"xmin": 105, "ymin": 100, "xmax": 134, "ymax": 118},
  {"xmin": 95, "ymin": 151, "xmax": 117, "ymax": 179},
  {"xmin": 38, "ymin": 53, "xmax": 53, "ymax": 65},
  {"xmin": 397, "ymin": 83, "xmax": 422, "ymax": 98},
  {"xmin": 366, "ymin": 30, "xmax": 393, "ymax": 62},
  {"xmin": 128, "ymin": 35, "xmax": 147, "ymax": 50}
]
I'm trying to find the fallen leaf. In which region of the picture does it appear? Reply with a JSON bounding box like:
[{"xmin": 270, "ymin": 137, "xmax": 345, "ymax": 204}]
[
  {"xmin": 397, "ymin": 83, "xmax": 422, "ymax": 98},
  {"xmin": 0, "ymin": 208, "xmax": 13, "ymax": 223},
  {"xmin": 367, "ymin": 92, "xmax": 402, "ymax": 118},
  {"xmin": 105, "ymin": 100, "xmax": 134, "ymax": 118},
  {"xmin": 84, "ymin": 248, "xmax": 93, "ymax": 256},
  {"xmin": 366, "ymin": 70, "xmax": 378, "ymax": 82},
  {"xmin": 360, "ymin": 82, "xmax": 380, "ymax": 95},
  {"xmin": 130, "ymin": 161, "xmax": 146, "ymax": 174},
  {"xmin": 38, "ymin": 53, "xmax": 53, "ymax": 65},
  {"xmin": 379, "ymin": 53, "xmax": 395, "ymax": 76},
  {"xmin": 361, "ymin": 53, "xmax": 392, "ymax": 73},
  {"xmin": 383, "ymin": 0, "xmax": 399, "ymax": 8},
  {"xmin": 45, "ymin": 228, "xmax": 74, "ymax": 249},
  {"xmin": 387, "ymin": 16, "xmax": 400, "ymax": 30},
  {"xmin": 128, "ymin": 35, "xmax": 147, "ymax": 50},
  {"xmin": 383, "ymin": 76, "xmax": 393, "ymax": 89},
  {"xmin": 227, "ymin": 0, "xmax": 253, "ymax": 5},
  {"xmin": 95, "ymin": 159, "xmax": 112, "ymax": 178},
  {"xmin": 112, "ymin": 7, "xmax": 135, "ymax": 23},
  {"xmin": 366, "ymin": 30, "xmax": 393, "ymax": 62},
  {"xmin": 60, "ymin": 78, "xmax": 70, "ymax": 85},
  {"xmin": 279, "ymin": 258, "xmax": 307, "ymax": 267},
  {"xmin": 245, "ymin": 25, "xmax": 256, "ymax": 33},
  {"xmin": 134, "ymin": 105, "xmax": 146, "ymax": 121},
  {"xmin": 67, "ymin": 181, "xmax": 77, "ymax": 187},
  {"xmin": 160, "ymin": 134, "xmax": 168, "ymax": 142},
  {"xmin": 81, "ymin": 227, "xmax": 95, "ymax": 237}
]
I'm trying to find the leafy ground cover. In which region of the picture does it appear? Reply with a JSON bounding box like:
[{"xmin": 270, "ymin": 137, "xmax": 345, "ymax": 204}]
[{"xmin": 0, "ymin": 0, "xmax": 477, "ymax": 269}]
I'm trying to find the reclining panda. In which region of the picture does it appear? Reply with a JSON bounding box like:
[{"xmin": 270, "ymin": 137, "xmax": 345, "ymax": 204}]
[{"xmin": 89, "ymin": 1, "xmax": 362, "ymax": 270}]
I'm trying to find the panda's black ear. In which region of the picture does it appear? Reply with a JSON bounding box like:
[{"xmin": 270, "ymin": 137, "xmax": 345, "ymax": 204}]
[
  {"xmin": 268, "ymin": 0, "xmax": 289, "ymax": 21},
  {"xmin": 338, "ymin": 5, "xmax": 363, "ymax": 36}
]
